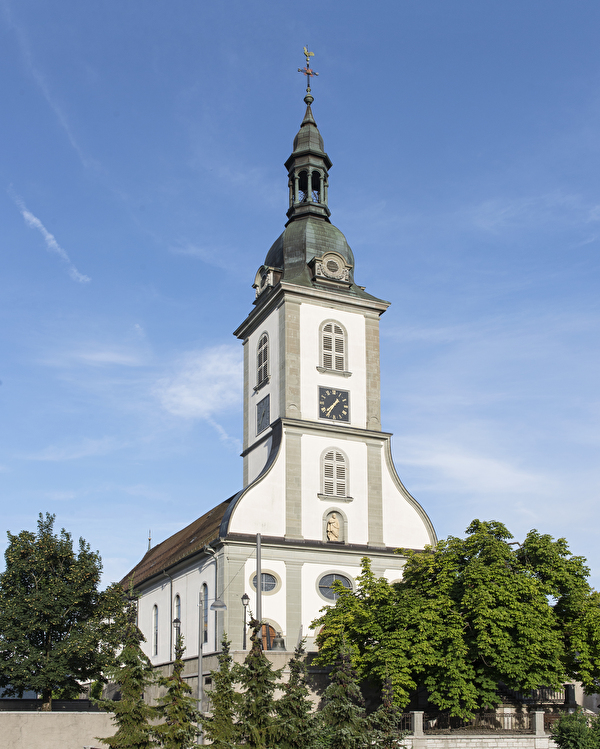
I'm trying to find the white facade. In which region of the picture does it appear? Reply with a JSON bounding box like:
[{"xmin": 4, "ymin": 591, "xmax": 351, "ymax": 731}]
[{"xmin": 128, "ymin": 92, "xmax": 436, "ymax": 665}]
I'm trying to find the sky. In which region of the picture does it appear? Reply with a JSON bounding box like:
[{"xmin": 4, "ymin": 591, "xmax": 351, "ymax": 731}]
[{"xmin": 1, "ymin": 1, "xmax": 599, "ymax": 589}]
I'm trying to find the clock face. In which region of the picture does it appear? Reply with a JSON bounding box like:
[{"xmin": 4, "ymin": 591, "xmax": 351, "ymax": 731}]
[
  {"xmin": 319, "ymin": 387, "xmax": 350, "ymax": 422},
  {"xmin": 256, "ymin": 395, "xmax": 270, "ymax": 434}
]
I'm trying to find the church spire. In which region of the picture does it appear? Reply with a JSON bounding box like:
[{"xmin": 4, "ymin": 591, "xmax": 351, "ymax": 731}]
[{"xmin": 285, "ymin": 48, "xmax": 332, "ymax": 223}]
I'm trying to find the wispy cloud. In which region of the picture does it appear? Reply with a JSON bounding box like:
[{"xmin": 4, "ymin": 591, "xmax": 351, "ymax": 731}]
[
  {"xmin": 154, "ymin": 344, "xmax": 242, "ymax": 440},
  {"xmin": 5, "ymin": 8, "xmax": 94, "ymax": 169},
  {"xmin": 169, "ymin": 242, "xmax": 234, "ymax": 271},
  {"xmin": 26, "ymin": 436, "xmax": 121, "ymax": 462},
  {"xmin": 12, "ymin": 193, "xmax": 90, "ymax": 283}
]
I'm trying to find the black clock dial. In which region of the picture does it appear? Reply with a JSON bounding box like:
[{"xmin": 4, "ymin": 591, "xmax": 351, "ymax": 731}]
[
  {"xmin": 318, "ymin": 387, "xmax": 350, "ymax": 422},
  {"xmin": 257, "ymin": 395, "xmax": 270, "ymax": 434}
]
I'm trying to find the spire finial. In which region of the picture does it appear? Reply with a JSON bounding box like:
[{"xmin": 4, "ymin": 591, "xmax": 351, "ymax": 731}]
[
  {"xmin": 148, "ymin": 529, "xmax": 152, "ymax": 551},
  {"xmin": 298, "ymin": 46, "xmax": 318, "ymax": 104}
]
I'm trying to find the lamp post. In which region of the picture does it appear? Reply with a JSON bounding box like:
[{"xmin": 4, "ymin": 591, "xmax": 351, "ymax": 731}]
[
  {"xmin": 241, "ymin": 593, "xmax": 250, "ymax": 650},
  {"xmin": 172, "ymin": 617, "xmax": 181, "ymax": 660}
]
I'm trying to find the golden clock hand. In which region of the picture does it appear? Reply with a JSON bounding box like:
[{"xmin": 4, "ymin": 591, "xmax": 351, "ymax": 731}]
[{"xmin": 326, "ymin": 398, "xmax": 339, "ymax": 415}]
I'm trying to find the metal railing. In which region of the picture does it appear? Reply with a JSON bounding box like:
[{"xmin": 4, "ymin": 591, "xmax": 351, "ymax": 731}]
[{"xmin": 423, "ymin": 711, "xmax": 534, "ymax": 734}]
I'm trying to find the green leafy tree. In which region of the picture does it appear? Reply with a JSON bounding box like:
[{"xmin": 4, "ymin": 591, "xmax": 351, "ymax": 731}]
[
  {"xmin": 96, "ymin": 595, "xmax": 158, "ymax": 749},
  {"xmin": 236, "ymin": 618, "xmax": 282, "ymax": 749},
  {"xmin": 201, "ymin": 634, "xmax": 240, "ymax": 748},
  {"xmin": 153, "ymin": 633, "xmax": 200, "ymax": 749},
  {"xmin": 319, "ymin": 641, "xmax": 367, "ymax": 749},
  {"xmin": 315, "ymin": 520, "xmax": 600, "ymax": 719},
  {"xmin": 0, "ymin": 513, "xmax": 126, "ymax": 710},
  {"xmin": 551, "ymin": 709, "xmax": 599, "ymax": 749},
  {"xmin": 274, "ymin": 640, "xmax": 318, "ymax": 749}
]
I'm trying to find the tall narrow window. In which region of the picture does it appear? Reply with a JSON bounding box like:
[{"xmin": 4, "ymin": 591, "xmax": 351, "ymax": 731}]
[
  {"xmin": 323, "ymin": 449, "xmax": 347, "ymax": 497},
  {"xmin": 174, "ymin": 595, "xmax": 181, "ymax": 625},
  {"xmin": 202, "ymin": 583, "xmax": 208, "ymax": 644},
  {"xmin": 257, "ymin": 333, "xmax": 269, "ymax": 387},
  {"xmin": 321, "ymin": 322, "xmax": 346, "ymax": 372},
  {"xmin": 153, "ymin": 605, "xmax": 159, "ymax": 656}
]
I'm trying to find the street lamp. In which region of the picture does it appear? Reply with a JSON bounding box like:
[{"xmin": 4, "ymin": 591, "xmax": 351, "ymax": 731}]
[{"xmin": 241, "ymin": 593, "xmax": 250, "ymax": 650}]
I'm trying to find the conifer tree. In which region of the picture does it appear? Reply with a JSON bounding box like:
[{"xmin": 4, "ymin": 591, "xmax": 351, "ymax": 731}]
[
  {"xmin": 319, "ymin": 641, "xmax": 367, "ymax": 749},
  {"xmin": 236, "ymin": 618, "xmax": 282, "ymax": 749},
  {"xmin": 96, "ymin": 595, "xmax": 158, "ymax": 749},
  {"xmin": 274, "ymin": 640, "xmax": 317, "ymax": 749},
  {"xmin": 153, "ymin": 633, "xmax": 200, "ymax": 749},
  {"xmin": 368, "ymin": 677, "xmax": 408, "ymax": 749},
  {"xmin": 202, "ymin": 634, "xmax": 241, "ymax": 749}
]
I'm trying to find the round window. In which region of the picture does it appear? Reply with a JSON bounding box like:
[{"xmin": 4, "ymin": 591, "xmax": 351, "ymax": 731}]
[
  {"xmin": 252, "ymin": 573, "xmax": 277, "ymax": 592},
  {"xmin": 318, "ymin": 573, "xmax": 352, "ymax": 600}
]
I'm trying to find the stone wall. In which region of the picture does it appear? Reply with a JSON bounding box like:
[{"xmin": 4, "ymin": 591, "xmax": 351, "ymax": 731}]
[{"xmin": 0, "ymin": 711, "xmax": 115, "ymax": 749}]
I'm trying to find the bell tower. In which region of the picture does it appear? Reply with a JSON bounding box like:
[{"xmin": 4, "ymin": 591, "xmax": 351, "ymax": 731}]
[{"xmin": 230, "ymin": 51, "xmax": 434, "ymax": 555}]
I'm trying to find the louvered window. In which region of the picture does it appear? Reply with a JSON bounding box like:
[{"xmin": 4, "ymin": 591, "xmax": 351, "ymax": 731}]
[
  {"xmin": 323, "ymin": 449, "xmax": 347, "ymax": 497},
  {"xmin": 257, "ymin": 333, "xmax": 269, "ymax": 386},
  {"xmin": 321, "ymin": 322, "xmax": 345, "ymax": 371}
]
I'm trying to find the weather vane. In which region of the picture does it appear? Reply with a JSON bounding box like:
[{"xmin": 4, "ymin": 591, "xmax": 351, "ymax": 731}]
[{"xmin": 298, "ymin": 46, "xmax": 319, "ymax": 95}]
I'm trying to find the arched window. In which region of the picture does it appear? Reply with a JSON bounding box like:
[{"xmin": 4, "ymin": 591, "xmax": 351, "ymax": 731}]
[
  {"xmin": 260, "ymin": 623, "xmax": 277, "ymax": 650},
  {"xmin": 174, "ymin": 595, "xmax": 181, "ymax": 625},
  {"xmin": 152, "ymin": 605, "xmax": 159, "ymax": 656},
  {"xmin": 257, "ymin": 333, "xmax": 269, "ymax": 387},
  {"xmin": 318, "ymin": 573, "xmax": 352, "ymax": 601},
  {"xmin": 322, "ymin": 449, "xmax": 347, "ymax": 497},
  {"xmin": 321, "ymin": 321, "xmax": 346, "ymax": 372},
  {"xmin": 202, "ymin": 583, "xmax": 208, "ymax": 644},
  {"xmin": 311, "ymin": 170, "xmax": 321, "ymax": 202},
  {"xmin": 252, "ymin": 572, "xmax": 278, "ymax": 592}
]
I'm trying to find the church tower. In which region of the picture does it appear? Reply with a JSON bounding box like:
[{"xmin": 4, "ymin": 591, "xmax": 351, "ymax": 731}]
[{"xmin": 125, "ymin": 54, "xmax": 436, "ymax": 668}]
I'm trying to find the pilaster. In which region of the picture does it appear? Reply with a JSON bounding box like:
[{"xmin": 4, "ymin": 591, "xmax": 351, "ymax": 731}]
[{"xmin": 367, "ymin": 443, "xmax": 384, "ymax": 547}]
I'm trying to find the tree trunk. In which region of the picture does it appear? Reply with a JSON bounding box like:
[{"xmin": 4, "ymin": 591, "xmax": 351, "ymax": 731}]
[{"xmin": 41, "ymin": 690, "xmax": 52, "ymax": 711}]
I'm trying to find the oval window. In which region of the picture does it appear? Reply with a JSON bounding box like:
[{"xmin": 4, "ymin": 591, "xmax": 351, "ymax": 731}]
[
  {"xmin": 252, "ymin": 572, "xmax": 277, "ymax": 592},
  {"xmin": 318, "ymin": 573, "xmax": 352, "ymax": 600}
]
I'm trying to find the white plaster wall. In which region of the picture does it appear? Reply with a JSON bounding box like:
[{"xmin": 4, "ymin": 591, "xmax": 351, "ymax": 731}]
[
  {"xmin": 302, "ymin": 561, "xmax": 360, "ymax": 635},
  {"xmin": 246, "ymin": 306, "xmax": 281, "ymax": 448},
  {"xmin": 381, "ymin": 451, "xmax": 433, "ymax": 549},
  {"xmin": 384, "ymin": 566, "xmax": 406, "ymax": 583},
  {"xmin": 246, "ymin": 434, "xmax": 272, "ymax": 485},
  {"xmin": 299, "ymin": 303, "xmax": 367, "ymax": 428},
  {"xmin": 229, "ymin": 443, "xmax": 286, "ymax": 536},
  {"xmin": 301, "ymin": 433, "xmax": 368, "ymax": 544},
  {"xmin": 0, "ymin": 712, "xmax": 117, "ymax": 749},
  {"xmin": 137, "ymin": 557, "xmax": 218, "ymax": 663},
  {"xmin": 243, "ymin": 558, "xmax": 287, "ymax": 635}
]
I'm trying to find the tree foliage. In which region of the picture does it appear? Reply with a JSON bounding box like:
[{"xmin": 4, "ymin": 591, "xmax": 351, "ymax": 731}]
[
  {"xmin": 202, "ymin": 635, "xmax": 241, "ymax": 749},
  {"xmin": 274, "ymin": 640, "xmax": 318, "ymax": 749},
  {"xmin": 96, "ymin": 595, "xmax": 158, "ymax": 749},
  {"xmin": 0, "ymin": 513, "xmax": 126, "ymax": 710},
  {"xmin": 236, "ymin": 618, "xmax": 282, "ymax": 749},
  {"xmin": 551, "ymin": 710, "xmax": 600, "ymax": 749},
  {"xmin": 318, "ymin": 641, "xmax": 367, "ymax": 749},
  {"xmin": 153, "ymin": 634, "xmax": 200, "ymax": 749},
  {"xmin": 314, "ymin": 520, "xmax": 600, "ymax": 718}
]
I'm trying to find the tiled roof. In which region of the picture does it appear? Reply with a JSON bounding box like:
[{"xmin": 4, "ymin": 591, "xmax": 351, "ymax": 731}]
[{"xmin": 120, "ymin": 496, "xmax": 234, "ymax": 589}]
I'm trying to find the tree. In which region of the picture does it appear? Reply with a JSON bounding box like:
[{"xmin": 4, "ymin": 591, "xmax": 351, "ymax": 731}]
[
  {"xmin": 551, "ymin": 710, "xmax": 600, "ymax": 749},
  {"xmin": 318, "ymin": 641, "xmax": 367, "ymax": 749},
  {"xmin": 236, "ymin": 618, "xmax": 282, "ymax": 749},
  {"xmin": 0, "ymin": 513, "xmax": 126, "ymax": 710},
  {"xmin": 153, "ymin": 633, "xmax": 200, "ymax": 749},
  {"xmin": 96, "ymin": 595, "xmax": 158, "ymax": 749},
  {"xmin": 314, "ymin": 520, "xmax": 600, "ymax": 718},
  {"xmin": 274, "ymin": 640, "xmax": 318, "ymax": 749},
  {"xmin": 201, "ymin": 634, "xmax": 240, "ymax": 748},
  {"xmin": 367, "ymin": 677, "xmax": 408, "ymax": 749}
]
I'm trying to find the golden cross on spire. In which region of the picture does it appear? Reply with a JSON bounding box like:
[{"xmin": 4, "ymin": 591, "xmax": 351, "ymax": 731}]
[{"xmin": 298, "ymin": 46, "xmax": 319, "ymax": 94}]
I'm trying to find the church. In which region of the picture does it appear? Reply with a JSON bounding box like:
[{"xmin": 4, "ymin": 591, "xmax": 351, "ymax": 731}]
[{"xmin": 123, "ymin": 53, "xmax": 437, "ymax": 673}]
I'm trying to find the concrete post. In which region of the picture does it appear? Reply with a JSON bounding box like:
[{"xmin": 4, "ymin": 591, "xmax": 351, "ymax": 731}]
[
  {"xmin": 534, "ymin": 711, "xmax": 545, "ymax": 736},
  {"xmin": 411, "ymin": 711, "xmax": 424, "ymax": 737}
]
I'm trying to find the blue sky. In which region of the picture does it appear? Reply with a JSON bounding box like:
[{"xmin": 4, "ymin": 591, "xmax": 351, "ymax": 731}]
[{"xmin": 1, "ymin": 1, "xmax": 599, "ymax": 588}]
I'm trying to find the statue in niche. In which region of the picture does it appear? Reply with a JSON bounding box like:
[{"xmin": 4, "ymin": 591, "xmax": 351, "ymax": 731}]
[{"xmin": 327, "ymin": 512, "xmax": 340, "ymax": 542}]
